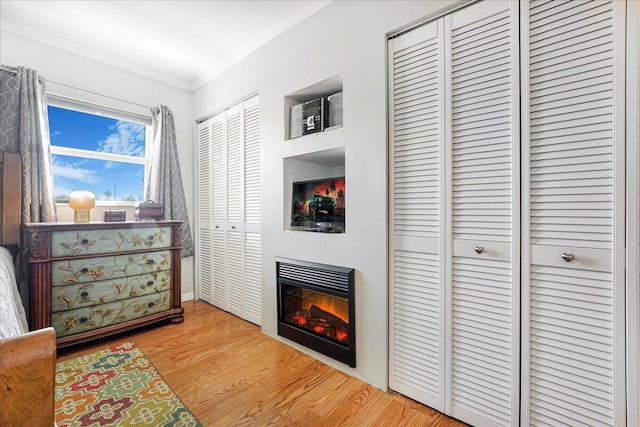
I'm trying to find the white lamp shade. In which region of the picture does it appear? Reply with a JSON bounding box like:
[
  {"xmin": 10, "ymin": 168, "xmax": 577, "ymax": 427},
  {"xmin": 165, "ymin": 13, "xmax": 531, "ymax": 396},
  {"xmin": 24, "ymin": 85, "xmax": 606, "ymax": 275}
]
[{"xmin": 68, "ymin": 191, "xmax": 96, "ymax": 210}]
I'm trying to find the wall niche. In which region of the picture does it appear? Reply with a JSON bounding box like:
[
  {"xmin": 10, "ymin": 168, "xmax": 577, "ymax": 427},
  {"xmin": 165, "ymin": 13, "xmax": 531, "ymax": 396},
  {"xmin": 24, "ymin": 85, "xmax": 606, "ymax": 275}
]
[
  {"xmin": 284, "ymin": 75, "xmax": 343, "ymax": 141},
  {"xmin": 283, "ymin": 147, "xmax": 345, "ymax": 233}
]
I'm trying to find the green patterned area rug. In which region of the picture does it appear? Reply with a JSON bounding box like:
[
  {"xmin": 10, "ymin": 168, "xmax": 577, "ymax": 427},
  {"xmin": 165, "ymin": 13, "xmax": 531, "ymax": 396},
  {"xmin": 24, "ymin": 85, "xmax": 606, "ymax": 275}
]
[{"xmin": 55, "ymin": 342, "xmax": 201, "ymax": 427}]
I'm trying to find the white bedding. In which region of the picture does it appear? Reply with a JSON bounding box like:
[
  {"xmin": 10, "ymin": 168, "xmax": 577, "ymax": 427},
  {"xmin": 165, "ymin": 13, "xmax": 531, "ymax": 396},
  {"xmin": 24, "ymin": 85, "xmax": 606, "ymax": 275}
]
[{"xmin": 0, "ymin": 246, "xmax": 29, "ymax": 339}]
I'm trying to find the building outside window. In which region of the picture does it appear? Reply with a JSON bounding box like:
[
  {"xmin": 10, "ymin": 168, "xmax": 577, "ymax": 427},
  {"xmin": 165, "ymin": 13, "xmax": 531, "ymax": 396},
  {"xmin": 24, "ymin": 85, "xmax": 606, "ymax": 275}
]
[{"xmin": 47, "ymin": 100, "xmax": 151, "ymax": 204}]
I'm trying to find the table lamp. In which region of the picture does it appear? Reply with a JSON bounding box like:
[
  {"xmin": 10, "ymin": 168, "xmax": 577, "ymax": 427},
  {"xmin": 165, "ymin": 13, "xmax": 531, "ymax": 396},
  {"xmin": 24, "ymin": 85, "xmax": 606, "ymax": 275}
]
[{"xmin": 68, "ymin": 191, "xmax": 96, "ymax": 223}]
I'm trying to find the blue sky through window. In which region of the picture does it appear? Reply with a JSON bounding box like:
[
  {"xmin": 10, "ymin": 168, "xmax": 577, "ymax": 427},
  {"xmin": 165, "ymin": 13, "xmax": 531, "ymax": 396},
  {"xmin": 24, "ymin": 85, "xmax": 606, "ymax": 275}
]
[{"xmin": 48, "ymin": 106, "xmax": 146, "ymax": 202}]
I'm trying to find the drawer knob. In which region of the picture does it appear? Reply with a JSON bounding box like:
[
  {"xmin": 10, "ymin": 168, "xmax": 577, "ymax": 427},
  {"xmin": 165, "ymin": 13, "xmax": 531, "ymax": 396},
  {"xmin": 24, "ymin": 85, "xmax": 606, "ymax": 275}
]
[
  {"xmin": 145, "ymin": 259, "xmax": 155, "ymax": 265},
  {"xmin": 81, "ymin": 239, "xmax": 89, "ymax": 245},
  {"xmin": 80, "ymin": 317, "xmax": 88, "ymax": 324},
  {"xmin": 561, "ymin": 253, "xmax": 575, "ymax": 263},
  {"xmin": 474, "ymin": 246, "xmax": 484, "ymax": 254},
  {"xmin": 80, "ymin": 292, "xmax": 89, "ymax": 298},
  {"xmin": 148, "ymin": 235, "xmax": 154, "ymax": 241},
  {"xmin": 80, "ymin": 268, "xmax": 89, "ymax": 274},
  {"xmin": 147, "ymin": 281, "xmax": 154, "ymax": 286},
  {"xmin": 148, "ymin": 302, "xmax": 154, "ymax": 308}
]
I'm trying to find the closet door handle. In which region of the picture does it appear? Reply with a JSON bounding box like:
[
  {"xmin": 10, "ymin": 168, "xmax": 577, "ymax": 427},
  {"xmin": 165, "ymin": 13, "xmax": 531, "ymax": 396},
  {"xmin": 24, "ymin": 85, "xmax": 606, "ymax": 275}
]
[
  {"xmin": 561, "ymin": 253, "xmax": 575, "ymax": 263},
  {"xmin": 231, "ymin": 226, "xmax": 236, "ymax": 230},
  {"xmin": 474, "ymin": 246, "xmax": 484, "ymax": 254}
]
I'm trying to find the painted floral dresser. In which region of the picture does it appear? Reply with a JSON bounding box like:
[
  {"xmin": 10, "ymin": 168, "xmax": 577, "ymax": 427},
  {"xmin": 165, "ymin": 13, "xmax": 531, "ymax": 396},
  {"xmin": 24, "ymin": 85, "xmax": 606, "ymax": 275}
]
[{"xmin": 23, "ymin": 220, "xmax": 184, "ymax": 348}]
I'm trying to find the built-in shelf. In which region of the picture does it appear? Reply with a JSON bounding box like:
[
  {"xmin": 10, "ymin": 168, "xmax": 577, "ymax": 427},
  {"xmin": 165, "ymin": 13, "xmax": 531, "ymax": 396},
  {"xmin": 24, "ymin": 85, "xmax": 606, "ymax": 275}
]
[
  {"xmin": 282, "ymin": 127, "xmax": 344, "ymax": 162},
  {"xmin": 283, "ymin": 75, "xmax": 346, "ymax": 235},
  {"xmin": 287, "ymin": 146, "xmax": 345, "ymax": 167},
  {"xmin": 284, "ymin": 74, "xmax": 343, "ymax": 141}
]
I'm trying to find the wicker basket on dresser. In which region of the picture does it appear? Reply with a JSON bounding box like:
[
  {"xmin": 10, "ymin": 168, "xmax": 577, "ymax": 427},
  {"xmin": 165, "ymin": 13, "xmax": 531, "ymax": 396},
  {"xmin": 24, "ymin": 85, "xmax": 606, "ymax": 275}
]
[{"xmin": 23, "ymin": 220, "xmax": 184, "ymax": 348}]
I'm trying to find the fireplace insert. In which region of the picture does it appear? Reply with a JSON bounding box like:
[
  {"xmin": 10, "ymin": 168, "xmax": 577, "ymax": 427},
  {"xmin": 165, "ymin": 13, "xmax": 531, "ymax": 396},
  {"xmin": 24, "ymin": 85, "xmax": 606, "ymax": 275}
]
[{"xmin": 276, "ymin": 258, "xmax": 355, "ymax": 367}]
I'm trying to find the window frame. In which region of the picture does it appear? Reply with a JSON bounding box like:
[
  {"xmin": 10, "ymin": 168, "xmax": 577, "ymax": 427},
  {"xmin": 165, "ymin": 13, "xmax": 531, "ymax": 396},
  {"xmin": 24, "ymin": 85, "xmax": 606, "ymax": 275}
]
[{"xmin": 47, "ymin": 95, "xmax": 153, "ymax": 206}]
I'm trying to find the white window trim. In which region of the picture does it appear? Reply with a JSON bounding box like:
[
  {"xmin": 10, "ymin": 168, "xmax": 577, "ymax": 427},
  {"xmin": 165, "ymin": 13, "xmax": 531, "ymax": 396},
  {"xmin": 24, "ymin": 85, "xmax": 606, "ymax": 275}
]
[
  {"xmin": 51, "ymin": 146, "xmax": 146, "ymax": 166},
  {"xmin": 47, "ymin": 94, "xmax": 152, "ymax": 206}
]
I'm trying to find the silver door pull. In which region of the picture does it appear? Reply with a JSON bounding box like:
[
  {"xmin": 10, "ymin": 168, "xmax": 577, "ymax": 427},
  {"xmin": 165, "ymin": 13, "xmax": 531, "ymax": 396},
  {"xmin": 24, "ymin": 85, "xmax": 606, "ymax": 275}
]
[
  {"xmin": 474, "ymin": 246, "xmax": 484, "ymax": 254},
  {"xmin": 561, "ymin": 253, "xmax": 575, "ymax": 263}
]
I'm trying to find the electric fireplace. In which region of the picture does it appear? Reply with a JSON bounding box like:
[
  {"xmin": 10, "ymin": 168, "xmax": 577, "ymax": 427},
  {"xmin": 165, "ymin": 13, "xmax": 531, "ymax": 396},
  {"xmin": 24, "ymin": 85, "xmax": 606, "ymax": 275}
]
[{"xmin": 276, "ymin": 258, "xmax": 355, "ymax": 367}]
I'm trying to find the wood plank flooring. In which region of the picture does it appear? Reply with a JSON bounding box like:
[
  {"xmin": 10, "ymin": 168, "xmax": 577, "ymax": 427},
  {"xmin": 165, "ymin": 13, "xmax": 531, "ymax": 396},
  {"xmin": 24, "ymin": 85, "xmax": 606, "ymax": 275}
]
[{"xmin": 57, "ymin": 300, "xmax": 468, "ymax": 427}]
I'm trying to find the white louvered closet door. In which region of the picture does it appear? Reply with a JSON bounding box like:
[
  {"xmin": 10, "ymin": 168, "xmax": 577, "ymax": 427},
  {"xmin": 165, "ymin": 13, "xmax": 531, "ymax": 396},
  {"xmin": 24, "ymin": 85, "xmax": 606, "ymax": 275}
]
[
  {"xmin": 196, "ymin": 112, "xmax": 226, "ymax": 309},
  {"xmin": 522, "ymin": 1, "xmax": 626, "ymax": 426},
  {"xmin": 446, "ymin": 2, "xmax": 519, "ymax": 426},
  {"xmin": 388, "ymin": 19, "xmax": 446, "ymax": 412},
  {"xmin": 210, "ymin": 112, "xmax": 228, "ymax": 311},
  {"xmin": 243, "ymin": 95, "xmax": 262, "ymax": 326},
  {"xmin": 196, "ymin": 97, "xmax": 262, "ymax": 325},
  {"xmin": 196, "ymin": 119, "xmax": 214, "ymax": 304},
  {"xmin": 225, "ymin": 104, "xmax": 244, "ymax": 318}
]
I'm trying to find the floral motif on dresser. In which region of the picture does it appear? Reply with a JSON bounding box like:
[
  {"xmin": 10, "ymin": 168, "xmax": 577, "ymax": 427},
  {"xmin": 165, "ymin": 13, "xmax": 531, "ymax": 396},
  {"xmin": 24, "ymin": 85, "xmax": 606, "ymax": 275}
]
[
  {"xmin": 53, "ymin": 271, "xmax": 172, "ymax": 312},
  {"xmin": 52, "ymin": 227, "xmax": 171, "ymax": 258},
  {"xmin": 53, "ymin": 251, "xmax": 170, "ymax": 286},
  {"xmin": 54, "ymin": 291, "xmax": 171, "ymax": 336}
]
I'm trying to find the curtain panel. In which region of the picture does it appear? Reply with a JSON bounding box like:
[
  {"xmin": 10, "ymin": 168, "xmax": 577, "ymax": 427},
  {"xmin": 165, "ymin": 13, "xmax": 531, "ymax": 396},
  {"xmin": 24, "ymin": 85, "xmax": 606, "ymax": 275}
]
[
  {"xmin": 147, "ymin": 105, "xmax": 194, "ymax": 257},
  {"xmin": 1, "ymin": 64, "xmax": 57, "ymax": 313},
  {"xmin": 0, "ymin": 65, "xmax": 57, "ymax": 224}
]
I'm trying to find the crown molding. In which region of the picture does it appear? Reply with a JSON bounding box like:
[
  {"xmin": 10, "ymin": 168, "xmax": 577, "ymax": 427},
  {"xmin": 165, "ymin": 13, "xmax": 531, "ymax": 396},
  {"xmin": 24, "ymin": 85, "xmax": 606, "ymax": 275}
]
[
  {"xmin": 2, "ymin": 1, "xmax": 332, "ymax": 92},
  {"xmin": 190, "ymin": 0, "xmax": 332, "ymax": 90},
  {"xmin": 1, "ymin": 15, "xmax": 195, "ymax": 91}
]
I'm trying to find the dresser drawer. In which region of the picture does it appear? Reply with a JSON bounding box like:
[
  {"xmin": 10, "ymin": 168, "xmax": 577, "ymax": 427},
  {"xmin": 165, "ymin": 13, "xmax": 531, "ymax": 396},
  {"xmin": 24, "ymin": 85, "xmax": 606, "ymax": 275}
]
[
  {"xmin": 51, "ymin": 226, "xmax": 172, "ymax": 257},
  {"xmin": 51, "ymin": 250, "xmax": 171, "ymax": 286},
  {"xmin": 52, "ymin": 290, "xmax": 170, "ymax": 337},
  {"xmin": 51, "ymin": 270, "xmax": 171, "ymax": 313}
]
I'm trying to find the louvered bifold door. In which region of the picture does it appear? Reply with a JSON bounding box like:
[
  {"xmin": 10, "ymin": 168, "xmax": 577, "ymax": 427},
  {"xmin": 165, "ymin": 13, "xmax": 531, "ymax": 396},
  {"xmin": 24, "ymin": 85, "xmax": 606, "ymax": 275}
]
[
  {"xmin": 522, "ymin": 1, "xmax": 626, "ymax": 426},
  {"xmin": 388, "ymin": 19, "xmax": 446, "ymax": 412},
  {"xmin": 196, "ymin": 119, "xmax": 214, "ymax": 304},
  {"xmin": 243, "ymin": 95, "xmax": 262, "ymax": 326},
  {"xmin": 210, "ymin": 112, "xmax": 227, "ymax": 311},
  {"xmin": 225, "ymin": 104, "xmax": 244, "ymax": 318},
  {"xmin": 445, "ymin": 1, "xmax": 519, "ymax": 426}
]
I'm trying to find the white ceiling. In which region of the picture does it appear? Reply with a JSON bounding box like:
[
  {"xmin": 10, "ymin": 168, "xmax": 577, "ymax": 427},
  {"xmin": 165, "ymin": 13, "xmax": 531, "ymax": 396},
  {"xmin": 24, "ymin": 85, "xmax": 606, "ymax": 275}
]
[{"xmin": 0, "ymin": 0, "xmax": 331, "ymax": 91}]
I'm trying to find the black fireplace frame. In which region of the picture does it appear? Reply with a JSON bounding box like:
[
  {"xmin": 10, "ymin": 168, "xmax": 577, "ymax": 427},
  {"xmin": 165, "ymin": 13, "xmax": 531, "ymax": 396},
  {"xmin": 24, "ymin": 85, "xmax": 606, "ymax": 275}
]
[{"xmin": 276, "ymin": 257, "xmax": 356, "ymax": 367}]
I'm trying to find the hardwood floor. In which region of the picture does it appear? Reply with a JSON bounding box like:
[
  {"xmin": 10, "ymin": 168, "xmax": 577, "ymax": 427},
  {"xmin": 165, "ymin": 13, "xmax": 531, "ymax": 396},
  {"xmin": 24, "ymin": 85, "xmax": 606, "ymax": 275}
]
[{"xmin": 57, "ymin": 300, "xmax": 467, "ymax": 426}]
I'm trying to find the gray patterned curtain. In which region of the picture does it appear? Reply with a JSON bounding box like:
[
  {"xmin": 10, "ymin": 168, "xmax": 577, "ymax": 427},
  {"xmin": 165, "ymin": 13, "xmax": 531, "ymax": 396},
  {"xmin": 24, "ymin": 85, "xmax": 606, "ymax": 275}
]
[
  {"xmin": 1, "ymin": 64, "xmax": 57, "ymax": 314},
  {"xmin": 0, "ymin": 65, "xmax": 57, "ymax": 223},
  {"xmin": 147, "ymin": 105, "xmax": 194, "ymax": 257}
]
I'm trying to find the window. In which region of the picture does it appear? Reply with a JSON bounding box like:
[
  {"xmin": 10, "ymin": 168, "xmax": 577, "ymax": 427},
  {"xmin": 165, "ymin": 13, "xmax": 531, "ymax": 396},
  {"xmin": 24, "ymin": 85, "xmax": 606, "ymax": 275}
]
[{"xmin": 47, "ymin": 101, "xmax": 151, "ymax": 204}]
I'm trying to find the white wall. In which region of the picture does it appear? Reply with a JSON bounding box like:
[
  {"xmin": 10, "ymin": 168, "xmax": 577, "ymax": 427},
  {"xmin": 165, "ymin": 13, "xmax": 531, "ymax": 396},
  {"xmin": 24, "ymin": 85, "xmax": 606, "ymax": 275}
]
[
  {"xmin": 194, "ymin": 1, "xmax": 461, "ymax": 389},
  {"xmin": 0, "ymin": 30, "xmax": 196, "ymax": 300}
]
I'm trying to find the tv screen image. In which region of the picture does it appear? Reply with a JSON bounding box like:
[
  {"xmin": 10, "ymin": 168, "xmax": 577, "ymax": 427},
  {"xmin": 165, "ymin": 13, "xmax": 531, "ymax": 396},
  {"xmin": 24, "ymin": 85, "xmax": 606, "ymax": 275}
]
[{"xmin": 291, "ymin": 177, "xmax": 345, "ymax": 232}]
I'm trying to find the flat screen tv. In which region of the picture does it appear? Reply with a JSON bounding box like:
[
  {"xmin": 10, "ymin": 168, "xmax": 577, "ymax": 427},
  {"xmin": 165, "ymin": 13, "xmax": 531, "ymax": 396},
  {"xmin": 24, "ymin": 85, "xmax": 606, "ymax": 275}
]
[{"xmin": 291, "ymin": 176, "xmax": 345, "ymax": 232}]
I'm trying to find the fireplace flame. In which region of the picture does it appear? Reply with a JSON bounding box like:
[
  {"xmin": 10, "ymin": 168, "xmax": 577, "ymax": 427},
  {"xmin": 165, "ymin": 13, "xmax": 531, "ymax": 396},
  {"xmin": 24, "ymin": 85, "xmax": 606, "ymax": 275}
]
[
  {"xmin": 300, "ymin": 291, "xmax": 348, "ymax": 324},
  {"xmin": 284, "ymin": 287, "xmax": 350, "ymax": 344}
]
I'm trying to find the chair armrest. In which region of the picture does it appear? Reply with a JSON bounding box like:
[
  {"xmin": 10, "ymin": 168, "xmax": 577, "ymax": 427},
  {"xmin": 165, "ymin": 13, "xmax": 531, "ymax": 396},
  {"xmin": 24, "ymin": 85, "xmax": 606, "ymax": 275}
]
[{"xmin": 0, "ymin": 327, "xmax": 56, "ymax": 426}]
